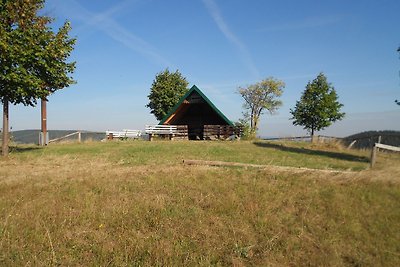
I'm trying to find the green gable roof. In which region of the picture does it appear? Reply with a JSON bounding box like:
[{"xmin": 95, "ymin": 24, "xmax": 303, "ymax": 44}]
[{"xmin": 159, "ymin": 85, "xmax": 233, "ymax": 126}]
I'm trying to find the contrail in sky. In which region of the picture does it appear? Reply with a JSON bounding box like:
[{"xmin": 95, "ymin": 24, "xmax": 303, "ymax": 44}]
[
  {"xmin": 52, "ymin": 0, "xmax": 172, "ymax": 67},
  {"xmin": 202, "ymin": 0, "xmax": 260, "ymax": 79}
]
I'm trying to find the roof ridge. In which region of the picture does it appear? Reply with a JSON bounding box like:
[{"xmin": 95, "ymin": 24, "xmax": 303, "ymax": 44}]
[{"xmin": 159, "ymin": 85, "xmax": 233, "ymax": 126}]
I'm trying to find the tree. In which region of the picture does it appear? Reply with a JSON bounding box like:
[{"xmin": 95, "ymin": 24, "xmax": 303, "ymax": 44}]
[
  {"xmin": 0, "ymin": 0, "xmax": 76, "ymax": 156},
  {"xmin": 146, "ymin": 69, "xmax": 189, "ymax": 121},
  {"xmin": 290, "ymin": 73, "xmax": 345, "ymax": 142},
  {"xmin": 238, "ymin": 77, "xmax": 284, "ymax": 137}
]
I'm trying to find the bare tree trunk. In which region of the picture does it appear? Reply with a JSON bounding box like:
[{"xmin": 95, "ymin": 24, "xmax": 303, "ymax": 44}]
[
  {"xmin": 253, "ymin": 117, "xmax": 258, "ymax": 134},
  {"xmin": 311, "ymin": 128, "xmax": 315, "ymax": 143},
  {"xmin": 250, "ymin": 112, "xmax": 257, "ymax": 138},
  {"xmin": 250, "ymin": 108, "xmax": 254, "ymax": 133},
  {"xmin": 41, "ymin": 98, "xmax": 47, "ymax": 146},
  {"xmin": 2, "ymin": 98, "xmax": 9, "ymax": 156}
]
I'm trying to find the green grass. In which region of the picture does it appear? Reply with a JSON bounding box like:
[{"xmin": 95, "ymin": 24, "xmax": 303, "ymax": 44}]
[
  {"xmin": 13, "ymin": 140, "xmax": 370, "ymax": 170},
  {"xmin": 0, "ymin": 140, "xmax": 399, "ymax": 266}
]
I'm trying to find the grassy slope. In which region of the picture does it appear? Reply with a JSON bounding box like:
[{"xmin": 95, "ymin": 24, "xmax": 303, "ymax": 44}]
[
  {"xmin": 0, "ymin": 140, "xmax": 399, "ymax": 266},
  {"xmin": 12, "ymin": 140, "xmax": 369, "ymax": 170}
]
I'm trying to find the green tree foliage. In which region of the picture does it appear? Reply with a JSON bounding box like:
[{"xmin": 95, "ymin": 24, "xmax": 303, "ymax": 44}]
[
  {"xmin": 238, "ymin": 77, "xmax": 284, "ymax": 137},
  {"xmin": 0, "ymin": 0, "xmax": 76, "ymax": 156},
  {"xmin": 290, "ymin": 73, "xmax": 345, "ymax": 141},
  {"xmin": 146, "ymin": 69, "xmax": 189, "ymax": 121}
]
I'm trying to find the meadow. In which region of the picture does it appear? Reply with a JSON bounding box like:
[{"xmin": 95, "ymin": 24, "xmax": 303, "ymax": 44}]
[{"xmin": 0, "ymin": 140, "xmax": 399, "ymax": 266}]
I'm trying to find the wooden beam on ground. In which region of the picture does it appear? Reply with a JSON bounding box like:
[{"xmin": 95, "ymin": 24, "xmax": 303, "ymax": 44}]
[{"xmin": 183, "ymin": 159, "xmax": 356, "ymax": 174}]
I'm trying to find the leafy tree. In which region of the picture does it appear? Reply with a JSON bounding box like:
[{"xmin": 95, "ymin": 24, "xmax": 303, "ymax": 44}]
[
  {"xmin": 238, "ymin": 77, "xmax": 284, "ymax": 137},
  {"xmin": 0, "ymin": 0, "xmax": 76, "ymax": 156},
  {"xmin": 290, "ymin": 73, "xmax": 345, "ymax": 142},
  {"xmin": 146, "ymin": 69, "xmax": 189, "ymax": 121}
]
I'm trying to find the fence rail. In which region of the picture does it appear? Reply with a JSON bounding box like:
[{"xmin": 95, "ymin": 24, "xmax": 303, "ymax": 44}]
[
  {"xmin": 203, "ymin": 125, "xmax": 241, "ymax": 140},
  {"xmin": 375, "ymin": 143, "xmax": 400, "ymax": 152},
  {"xmin": 263, "ymin": 135, "xmax": 341, "ymax": 142},
  {"xmin": 145, "ymin": 125, "xmax": 188, "ymax": 141},
  {"xmin": 370, "ymin": 143, "xmax": 400, "ymax": 168},
  {"xmin": 264, "ymin": 136, "xmax": 310, "ymax": 141},
  {"xmin": 49, "ymin": 131, "xmax": 81, "ymax": 143},
  {"xmin": 106, "ymin": 129, "xmax": 141, "ymax": 140}
]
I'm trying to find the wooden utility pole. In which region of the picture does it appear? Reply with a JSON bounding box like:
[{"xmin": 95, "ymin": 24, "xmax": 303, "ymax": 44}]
[
  {"xmin": 2, "ymin": 99, "xmax": 9, "ymax": 156},
  {"xmin": 40, "ymin": 98, "xmax": 48, "ymax": 146}
]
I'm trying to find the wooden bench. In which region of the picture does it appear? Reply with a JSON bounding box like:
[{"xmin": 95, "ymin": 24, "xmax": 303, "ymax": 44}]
[
  {"xmin": 145, "ymin": 125, "xmax": 188, "ymax": 141},
  {"xmin": 106, "ymin": 129, "xmax": 141, "ymax": 140}
]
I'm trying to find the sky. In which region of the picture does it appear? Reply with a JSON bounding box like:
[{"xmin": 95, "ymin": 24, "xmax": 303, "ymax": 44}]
[{"xmin": 6, "ymin": 0, "xmax": 400, "ymax": 137}]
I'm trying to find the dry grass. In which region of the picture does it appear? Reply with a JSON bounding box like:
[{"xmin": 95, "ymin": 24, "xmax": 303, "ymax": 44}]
[{"xmin": 0, "ymin": 141, "xmax": 399, "ymax": 266}]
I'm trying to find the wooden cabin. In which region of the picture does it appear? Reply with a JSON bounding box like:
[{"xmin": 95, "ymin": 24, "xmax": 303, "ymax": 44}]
[{"xmin": 159, "ymin": 85, "xmax": 237, "ymax": 140}]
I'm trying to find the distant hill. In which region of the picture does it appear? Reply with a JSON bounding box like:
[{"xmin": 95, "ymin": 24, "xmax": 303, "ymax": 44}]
[
  {"xmin": 343, "ymin": 130, "xmax": 400, "ymax": 149},
  {"xmin": 10, "ymin": 130, "xmax": 105, "ymax": 144}
]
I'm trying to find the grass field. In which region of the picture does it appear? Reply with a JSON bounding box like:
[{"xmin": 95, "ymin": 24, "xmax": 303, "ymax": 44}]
[{"xmin": 0, "ymin": 140, "xmax": 399, "ymax": 266}]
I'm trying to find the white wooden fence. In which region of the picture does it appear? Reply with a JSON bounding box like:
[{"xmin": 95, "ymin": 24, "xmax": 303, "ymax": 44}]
[
  {"xmin": 370, "ymin": 143, "xmax": 400, "ymax": 168},
  {"xmin": 106, "ymin": 129, "xmax": 141, "ymax": 140},
  {"xmin": 145, "ymin": 125, "xmax": 188, "ymax": 141},
  {"xmin": 145, "ymin": 125, "xmax": 178, "ymax": 135}
]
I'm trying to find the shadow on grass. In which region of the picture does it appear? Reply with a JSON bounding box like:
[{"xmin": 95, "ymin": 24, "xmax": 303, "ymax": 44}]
[
  {"xmin": 9, "ymin": 146, "xmax": 42, "ymax": 154},
  {"xmin": 253, "ymin": 142, "xmax": 370, "ymax": 163}
]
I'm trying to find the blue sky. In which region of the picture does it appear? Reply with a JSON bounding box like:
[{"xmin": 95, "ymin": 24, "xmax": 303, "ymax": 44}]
[{"xmin": 8, "ymin": 0, "xmax": 400, "ymax": 137}]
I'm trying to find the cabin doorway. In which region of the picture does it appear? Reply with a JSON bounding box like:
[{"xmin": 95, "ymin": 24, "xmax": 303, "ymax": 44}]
[{"xmin": 188, "ymin": 124, "xmax": 203, "ymax": 140}]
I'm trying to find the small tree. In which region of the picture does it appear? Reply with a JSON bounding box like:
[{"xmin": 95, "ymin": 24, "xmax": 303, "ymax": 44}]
[
  {"xmin": 238, "ymin": 77, "xmax": 284, "ymax": 137},
  {"xmin": 146, "ymin": 69, "xmax": 189, "ymax": 121},
  {"xmin": 1, "ymin": 0, "xmax": 76, "ymax": 156},
  {"xmin": 290, "ymin": 73, "xmax": 345, "ymax": 142}
]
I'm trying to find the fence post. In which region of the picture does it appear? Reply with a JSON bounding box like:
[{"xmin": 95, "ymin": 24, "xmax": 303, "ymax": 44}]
[
  {"xmin": 377, "ymin": 135, "xmax": 382, "ymax": 152},
  {"xmin": 370, "ymin": 143, "xmax": 377, "ymax": 168},
  {"xmin": 78, "ymin": 131, "xmax": 82, "ymax": 143}
]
